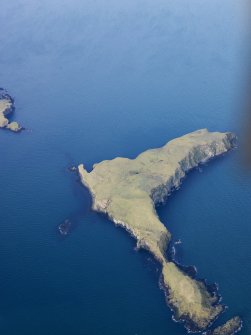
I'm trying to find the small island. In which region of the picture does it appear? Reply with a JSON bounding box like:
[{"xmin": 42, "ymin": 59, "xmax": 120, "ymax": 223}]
[
  {"xmin": 0, "ymin": 88, "xmax": 23, "ymax": 132},
  {"xmin": 78, "ymin": 129, "xmax": 240, "ymax": 334}
]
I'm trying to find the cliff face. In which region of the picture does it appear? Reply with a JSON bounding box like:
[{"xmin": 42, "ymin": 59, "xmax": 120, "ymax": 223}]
[
  {"xmin": 78, "ymin": 129, "xmax": 238, "ymax": 333},
  {"xmin": 151, "ymin": 131, "xmax": 235, "ymax": 207}
]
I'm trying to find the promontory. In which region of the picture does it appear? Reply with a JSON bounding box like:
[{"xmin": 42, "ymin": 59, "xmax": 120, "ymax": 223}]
[{"xmin": 78, "ymin": 129, "xmax": 240, "ymax": 334}]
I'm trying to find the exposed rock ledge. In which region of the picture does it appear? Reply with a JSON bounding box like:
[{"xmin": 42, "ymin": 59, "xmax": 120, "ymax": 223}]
[
  {"xmin": 0, "ymin": 88, "xmax": 23, "ymax": 132},
  {"xmin": 78, "ymin": 129, "xmax": 240, "ymax": 333}
]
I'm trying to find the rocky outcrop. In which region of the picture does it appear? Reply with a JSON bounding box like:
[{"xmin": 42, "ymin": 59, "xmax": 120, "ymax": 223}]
[
  {"xmin": 78, "ymin": 129, "xmax": 240, "ymax": 333},
  {"xmin": 205, "ymin": 316, "xmax": 243, "ymax": 335},
  {"xmin": 0, "ymin": 88, "xmax": 22, "ymax": 132}
]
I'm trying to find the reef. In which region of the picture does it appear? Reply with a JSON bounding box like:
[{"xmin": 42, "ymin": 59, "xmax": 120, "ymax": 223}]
[
  {"xmin": 58, "ymin": 219, "xmax": 72, "ymax": 236},
  {"xmin": 78, "ymin": 129, "xmax": 240, "ymax": 332}
]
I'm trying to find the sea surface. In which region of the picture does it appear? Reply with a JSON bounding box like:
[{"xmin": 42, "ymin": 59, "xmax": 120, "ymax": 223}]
[{"xmin": 0, "ymin": 1, "xmax": 250, "ymax": 334}]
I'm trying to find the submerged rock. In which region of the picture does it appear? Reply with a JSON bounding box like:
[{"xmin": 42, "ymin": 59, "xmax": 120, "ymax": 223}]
[
  {"xmin": 58, "ymin": 219, "xmax": 72, "ymax": 236},
  {"xmin": 78, "ymin": 129, "xmax": 236, "ymax": 332},
  {"xmin": 69, "ymin": 166, "xmax": 78, "ymax": 173},
  {"xmin": 205, "ymin": 316, "xmax": 243, "ymax": 335}
]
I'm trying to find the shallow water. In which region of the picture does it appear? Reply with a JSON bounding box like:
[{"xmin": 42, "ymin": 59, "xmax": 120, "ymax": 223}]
[{"xmin": 0, "ymin": 1, "xmax": 250, "ymax": 334}]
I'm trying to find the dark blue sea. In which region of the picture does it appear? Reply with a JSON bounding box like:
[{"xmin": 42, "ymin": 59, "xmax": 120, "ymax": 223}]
[{"xmin": 0, "ymin": 1, "xmax": 250, "ymax": 334}]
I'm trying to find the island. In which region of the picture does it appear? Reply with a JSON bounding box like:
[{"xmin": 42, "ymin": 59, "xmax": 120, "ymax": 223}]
[
  {"xmin": 0, "ymin": 88, "xmax": 23, "ymax": 132},
  {"xmin": 77, "ymin": 129, "xmax": 240, "ymax": 334}
]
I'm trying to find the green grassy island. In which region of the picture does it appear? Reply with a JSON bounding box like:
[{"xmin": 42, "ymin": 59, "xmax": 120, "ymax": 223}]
[{"xmin": 78, "ymin": 129, "xmax": 240, "ymax": 334}]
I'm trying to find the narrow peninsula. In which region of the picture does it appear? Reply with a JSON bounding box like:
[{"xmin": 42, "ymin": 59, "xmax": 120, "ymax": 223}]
[
  {"xmin": 78, "ymin": 129, "xmax": 240, "ymax": 334},
  {"xmin": 0, "ymin": 88, "xmax": 23, "ymax": 132}
]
